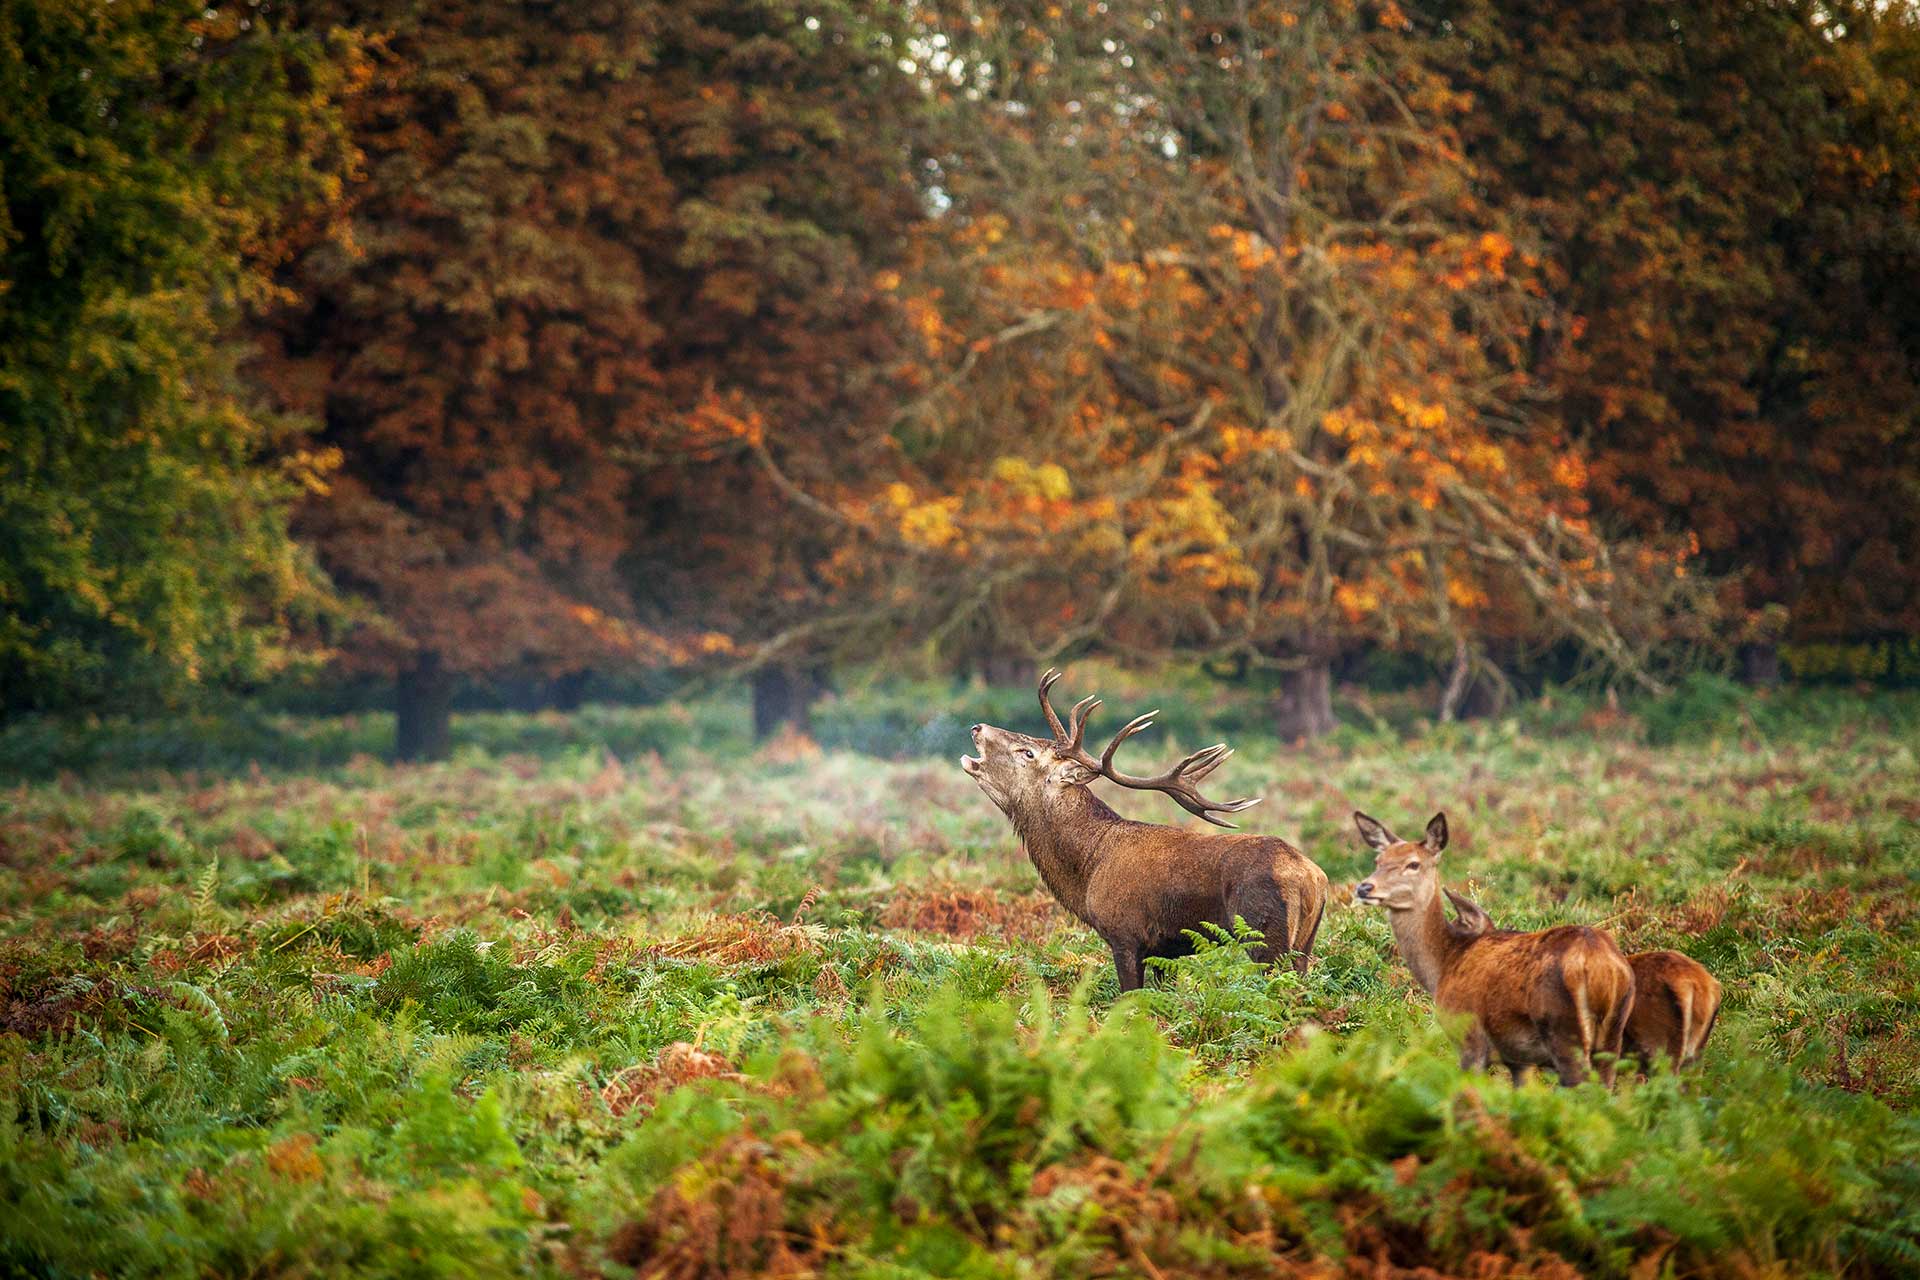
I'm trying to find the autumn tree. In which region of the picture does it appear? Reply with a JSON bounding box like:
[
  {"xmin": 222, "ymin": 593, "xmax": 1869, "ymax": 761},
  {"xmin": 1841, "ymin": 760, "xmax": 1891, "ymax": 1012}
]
[
  {"xmin": 1425, "ymin": 0, "xmax": 1920, "ymax": 681},
  {"xmin": 615, "ymin": 0, "xmax": 932, "ymax": 740},
  {"xmin": 834, "ymin": 0, "xmax": 1691, "ymax": 735},
  {"xmin": 0, "ymin": 1, "xmax": 359, "ymax": 712},
  {"xmin": 264, "ymin": 0, "xmax": 928, "ymax": 754}
]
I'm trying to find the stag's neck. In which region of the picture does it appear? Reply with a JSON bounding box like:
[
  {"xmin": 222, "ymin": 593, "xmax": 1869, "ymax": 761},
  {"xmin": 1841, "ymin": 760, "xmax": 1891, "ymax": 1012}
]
[
  {"xmin": 1009, "ymin": 787, "xmax": 1124, "ymax": 924},
  {"xmin": 1387, "ymin": 892, "xmax": 1473, "ymax": 996}
]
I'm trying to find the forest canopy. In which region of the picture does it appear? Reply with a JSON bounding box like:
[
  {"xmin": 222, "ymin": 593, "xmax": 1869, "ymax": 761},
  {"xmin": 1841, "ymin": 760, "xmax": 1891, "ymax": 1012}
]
[{"xmin": 3, "ymin": 0, "xmax": 1918, "ymax": 752}]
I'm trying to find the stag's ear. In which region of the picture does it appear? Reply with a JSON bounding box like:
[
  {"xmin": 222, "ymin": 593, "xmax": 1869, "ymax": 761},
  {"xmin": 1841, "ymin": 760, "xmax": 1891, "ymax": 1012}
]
[
  {"xmin": 1425, "ymin": 812, "xmax": 1449, "ymax": 852},
  {"xmin": 1049, "ymin": 760, "xmax": 1098, "ymax": 787},
  {"xmin": 1353, "ymin": 811, "xmax": 1398, "ymax": 851}
]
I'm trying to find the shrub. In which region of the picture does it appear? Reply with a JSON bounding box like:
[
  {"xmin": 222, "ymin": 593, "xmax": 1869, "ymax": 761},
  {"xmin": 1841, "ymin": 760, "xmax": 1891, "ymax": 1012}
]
[{"xmin": 599, "ymin": 982, "xmax": 1920, "ymax": 1279}]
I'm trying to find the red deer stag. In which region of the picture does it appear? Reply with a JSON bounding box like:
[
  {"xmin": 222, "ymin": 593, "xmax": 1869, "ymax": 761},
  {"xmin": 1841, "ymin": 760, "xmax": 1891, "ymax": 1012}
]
[
  {"xmin": 960, "ymin": 670, "xmax": 1328, "ymax": 991},
  {"xmin": 1352, "ymin": 811, "xmax": 1635, "ymax": 1085}
]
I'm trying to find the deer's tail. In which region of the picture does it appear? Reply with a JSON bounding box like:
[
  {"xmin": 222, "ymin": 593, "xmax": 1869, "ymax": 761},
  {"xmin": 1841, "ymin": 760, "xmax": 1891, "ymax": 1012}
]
[{"xmin": 1683, "ymin": 974, "xmax": 1724, "ymax": 1063}]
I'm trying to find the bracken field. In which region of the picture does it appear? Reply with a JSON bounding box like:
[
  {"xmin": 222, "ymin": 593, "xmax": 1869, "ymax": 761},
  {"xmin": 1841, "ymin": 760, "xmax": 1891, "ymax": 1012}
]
[{"xmin": 3, "ymin": 674, "xmax": 1919, "ymax": 1279}]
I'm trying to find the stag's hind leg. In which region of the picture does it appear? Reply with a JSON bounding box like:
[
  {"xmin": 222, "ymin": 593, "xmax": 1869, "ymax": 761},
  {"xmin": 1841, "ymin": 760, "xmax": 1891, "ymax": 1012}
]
[
  {"xmin": 1289, "ymin": 899, "xmax": 1325, "ymax": 977},
  {"xmin": 1225, "ymin": 881, "xmax": 1290, "ymax": 971}
]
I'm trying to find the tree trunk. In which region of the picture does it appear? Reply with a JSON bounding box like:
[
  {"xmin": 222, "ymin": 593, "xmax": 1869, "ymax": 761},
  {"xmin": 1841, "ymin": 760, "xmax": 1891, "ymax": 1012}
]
[
  {"xmin": 396, "ymin": 651, "xmax": 453, "ymax": 762},
  {"xmin": 1274, "ymin": 660, "xmax": 1336, "ymax": 740},
  {"xmin": 1460, "ymin": 671, "xmax": 1511, "ymax": 719},
  {"xmin": 1438, "ymin": 638, "xmax": 1472, "ymax": 723},
  {"xmin": 1440, "ymin": 641, "xmax": 1515, "ymax": 721},
  {"xmin": 549, "ymin": 668, "xmax": 590, "ymax": 711},
  {"xmin": 979, "ymin": 653, "xmax": 1038, "ymax": 687},
  {"xmin": 1738, "ymin": 642, "xmax": 1781, "ymax": 687},
  {"xmin": 752, "ymin": 664, "xmax": 815, "ymax": 740},
  {"xmin": 498, "ymin": 672, "xmax": 544, "ymax": 712}
]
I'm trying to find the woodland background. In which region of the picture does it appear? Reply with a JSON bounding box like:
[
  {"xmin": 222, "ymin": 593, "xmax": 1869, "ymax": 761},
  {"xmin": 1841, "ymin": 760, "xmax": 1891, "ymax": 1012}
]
[{"xmin": 6, "ymin": 0, "xmax": 1920, "ymax": 754}]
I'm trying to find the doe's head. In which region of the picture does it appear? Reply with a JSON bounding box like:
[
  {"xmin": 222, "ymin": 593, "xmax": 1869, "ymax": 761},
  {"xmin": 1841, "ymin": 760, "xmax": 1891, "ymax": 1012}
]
[{"xmin": 1351, "ymin": 811, "xmax": 1449, "ymax": 912}]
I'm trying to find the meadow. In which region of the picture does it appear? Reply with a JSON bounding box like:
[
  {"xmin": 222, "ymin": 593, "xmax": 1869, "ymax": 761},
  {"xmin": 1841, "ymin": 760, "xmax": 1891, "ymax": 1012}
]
[{"xmin": 2, "ymin": 675, "xmax": 1918, "ymax": 1278}]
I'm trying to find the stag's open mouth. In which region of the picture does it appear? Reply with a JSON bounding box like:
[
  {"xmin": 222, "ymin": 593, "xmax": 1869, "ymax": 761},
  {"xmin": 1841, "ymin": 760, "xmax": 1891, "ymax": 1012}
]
[{"xmin": 961, "ymin": 724, "xmax": 986, "ymax": 776}]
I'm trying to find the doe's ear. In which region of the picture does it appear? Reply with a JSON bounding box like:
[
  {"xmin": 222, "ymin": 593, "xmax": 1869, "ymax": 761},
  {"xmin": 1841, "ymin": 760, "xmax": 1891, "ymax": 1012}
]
[
  {"xmin": 1353, "ymin": 811, "xmax": 1398, "ymax": 851},
  {"xmin": 1050, "ymin": 760, "xmax": 1098, "ymax": 787},
  {"xmin": 1442, "ymin": 888, "xmax": 1490, "ymax": 935},
  {"xmin": 1424, "ymin": 812, "xmax": 1449, "ymax": 851}
]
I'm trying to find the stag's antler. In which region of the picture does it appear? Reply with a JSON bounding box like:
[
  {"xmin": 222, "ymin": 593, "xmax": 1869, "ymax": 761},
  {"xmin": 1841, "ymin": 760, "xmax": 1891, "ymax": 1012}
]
[{"xmin": 1038, "ymin": 669, "xmax": 1262, "ymax": 828}]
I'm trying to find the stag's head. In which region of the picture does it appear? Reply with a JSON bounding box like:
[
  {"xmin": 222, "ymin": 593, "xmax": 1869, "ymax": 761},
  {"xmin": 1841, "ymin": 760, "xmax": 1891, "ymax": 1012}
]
[
  {"xmin": 960, "ymin": 670, "xmax": 1262, "ymax": 828},
  {"xmin": 1351, "ymin": 811, "xmax": 1451, "ymax": 912},
  {"xmin": 960, "ymin": 723, "xmax": 1095, "ymax": 816}
]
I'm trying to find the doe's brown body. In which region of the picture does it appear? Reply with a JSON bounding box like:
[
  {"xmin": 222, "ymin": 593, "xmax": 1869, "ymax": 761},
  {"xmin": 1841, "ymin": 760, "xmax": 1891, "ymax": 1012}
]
[
  {"xmin": 1623, "ymin": 949, "xmax": 1723, "ymax": 1071},
  {"xmin": 1437, "ymin": 920, "xmax": 1637, "ymax": 1085},
  {"xmin": 1353, "ymin": 812, "xmax": 1636, "ymax": 1086},
  {"xmin": 1442, "ymin": 896, "xmax": 1721, "ymax": 1076}
]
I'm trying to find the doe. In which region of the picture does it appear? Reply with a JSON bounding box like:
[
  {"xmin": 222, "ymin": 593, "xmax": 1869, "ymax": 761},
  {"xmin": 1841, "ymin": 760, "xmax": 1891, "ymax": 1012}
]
[
  {"xmin": 1623, "ymin": 950, "xmax": 1722, "ymax": 1073},
  {"xmin": 1436, "ymin": 896, "xmax": 1724, "ymax": 1077},
  {"xmin": 1352, "ymin": 811, "xmax": 1635, "ymax": 1086}
]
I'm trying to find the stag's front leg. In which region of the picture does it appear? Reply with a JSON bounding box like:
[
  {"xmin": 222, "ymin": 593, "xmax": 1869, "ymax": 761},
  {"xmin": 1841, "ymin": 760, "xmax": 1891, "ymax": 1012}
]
[{"xmin": 1108, "ymin": 941, "xmax": 1145, "ymax": 993}]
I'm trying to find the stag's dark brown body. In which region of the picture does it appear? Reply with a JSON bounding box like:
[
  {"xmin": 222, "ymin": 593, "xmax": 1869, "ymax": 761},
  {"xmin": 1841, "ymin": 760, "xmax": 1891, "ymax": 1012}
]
[
  {"xmin": 1354, "ymin": 813, "xmax": 1635, "ymax": 1086},
  {"xmin": 1012, "ymin": 783, "xmax": 1327, "ymax": 990},
  {"xmin": 1623, "ymin": 949, "xmax": 1722, "ymax": 1072},
  {"xmin": 962, "ymin": 672, "xmax": 1328, "ymax": 992}
]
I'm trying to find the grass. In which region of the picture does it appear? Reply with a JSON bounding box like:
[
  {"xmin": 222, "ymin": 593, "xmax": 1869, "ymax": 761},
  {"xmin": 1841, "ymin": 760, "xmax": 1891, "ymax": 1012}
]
[{"xmin": 1, "ymin": 677, "xmax": 1918, "ymax": 1276}]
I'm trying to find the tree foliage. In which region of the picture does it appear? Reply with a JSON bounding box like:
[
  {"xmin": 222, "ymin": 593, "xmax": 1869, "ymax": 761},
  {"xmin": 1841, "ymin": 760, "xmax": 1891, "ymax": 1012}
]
[
  {"xmin": 8, "ymin": 0, "xmax": 1920, "ymax": 726},
  {"xmin": 267, "ymin": 0, "xmax": 927, "ymax": 749},
  {"xmin": 1429, "ymin": 0, "xmax": 1920, "ymax": 648},
  {"xmin": 618, "ymin": 0, "xmax": 931, "ymax": 697},
  {"xmin": 270, "ymin": 0, "xmax": 689, "ymax": 687},
  {"xmin": 809, "ymin": 0, "xmax": 1698, "ymax": 730},
  {"xmin": 0, "ymin": 1, "xmax": 360, "ymax": 710}
]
